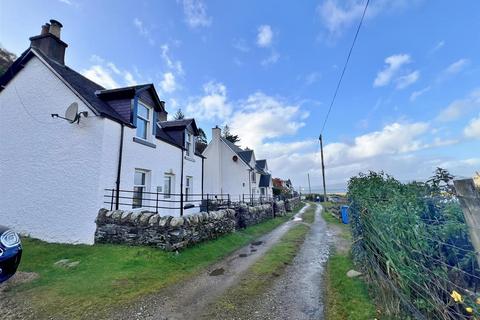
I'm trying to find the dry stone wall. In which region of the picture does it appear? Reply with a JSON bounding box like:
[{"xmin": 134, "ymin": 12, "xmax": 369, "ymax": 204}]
[{"xmin": 95, "ymin": 200, "xmax": 293, "ymax": 251}]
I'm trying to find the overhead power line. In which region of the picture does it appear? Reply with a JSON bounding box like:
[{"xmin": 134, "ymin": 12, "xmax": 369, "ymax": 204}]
[{"xmin": 320, "ymin": 0, "xmax": 370, "ymax": 134}]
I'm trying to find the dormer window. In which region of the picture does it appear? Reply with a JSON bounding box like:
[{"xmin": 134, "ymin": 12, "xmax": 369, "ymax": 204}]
[
  {"xmin": 136, "ymin": 102, "xmax": 151, "ymax": 140},
  {"xmin": 185, "ymin": 131, "xmax": 193, "ymax": 156}
]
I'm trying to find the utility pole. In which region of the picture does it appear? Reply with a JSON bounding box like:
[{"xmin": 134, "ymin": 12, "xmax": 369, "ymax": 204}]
[
  {"xmin": 319, "ymin": 134, "xmax": 327, "ymax": 202},
  {"xmin": 307, "ymin": 173, "xmax": 312, "ymax": 195}
]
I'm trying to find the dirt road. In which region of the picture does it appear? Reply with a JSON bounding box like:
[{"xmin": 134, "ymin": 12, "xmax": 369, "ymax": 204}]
[
  {"xmin": 213, "ymin": 203, "xmax": 332, "ymax": 320},
  {"xmin": 112, "ymin": 203, "xmax": 313, "ymax": 320}
]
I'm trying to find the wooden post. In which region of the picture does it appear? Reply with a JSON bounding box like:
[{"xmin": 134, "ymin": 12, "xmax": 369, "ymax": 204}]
[
  {"xmin": 319, "ymin": 134, "xmax": 327, "ymax": 203},
  {"xmin": 454, "ymin": 178, "xmax": 480, "ymax": 267}
]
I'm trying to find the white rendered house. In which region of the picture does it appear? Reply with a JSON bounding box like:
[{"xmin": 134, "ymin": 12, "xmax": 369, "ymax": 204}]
[
  {"xmin": 0, "ymin": 20, "xmax": 204, "ymax": 244},
  {"xmin": 202, "ymin": 127, "xmax": 273, "ymax": 201}
]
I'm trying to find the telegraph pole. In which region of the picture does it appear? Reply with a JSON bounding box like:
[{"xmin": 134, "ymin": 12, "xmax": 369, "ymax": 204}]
[
  {"xmin": 319, "ymin": 134, "xmax": 327, "ymax": 202},
  {"xmin": 307, "ymin": 173, "xmax": 312, "ymax": 195}
]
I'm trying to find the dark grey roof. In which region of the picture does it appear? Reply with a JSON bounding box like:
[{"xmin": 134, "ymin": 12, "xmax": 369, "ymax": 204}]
[
  {"xmin": 221, "ymin": 137, "xmax": 254, "ymax": 167},
  {"xmin": 259, "ymin": 174, "xmax": 271, "ymax": 188},
  {"xmin": 160, "ymin": 119, "xmax": 198, "ymax": 131}
]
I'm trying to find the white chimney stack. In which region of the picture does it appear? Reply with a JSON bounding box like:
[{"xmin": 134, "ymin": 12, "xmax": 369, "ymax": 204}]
[{"xmin": 212, "ymin": 126, "xmax": 221, "ymax": 141}]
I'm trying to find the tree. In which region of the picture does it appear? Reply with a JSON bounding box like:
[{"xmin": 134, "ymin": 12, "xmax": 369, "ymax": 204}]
[
  {"xmin": 426, "ymin": 167, "xmax": 455, "ymax": 196},
  {"xmin": 222, "ymin": 124, "xmax": 240, "ymax": 144},
  {"xmin": 173, "ymin": 108, "xmax": 185, "ymax": 120},
  {"xmin": 195, "ymin": 128, "xmax": 208, "ymax": 154},
  {"xmin": 0, "ymin": 47, "xmax": 16, "ymax": 76}
]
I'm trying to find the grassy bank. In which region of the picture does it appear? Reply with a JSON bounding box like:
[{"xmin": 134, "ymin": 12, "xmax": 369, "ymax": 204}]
[
  {"xmin": 322, "ymin": 202, "xmax": 376, "ymax": 320},
  {"xmin": 207, "ymin": 205, "xmax": 316, "ymax": 316},
  {"xmin": 10, "ymin": 203, "xmax": 305, "ymax": 320}
]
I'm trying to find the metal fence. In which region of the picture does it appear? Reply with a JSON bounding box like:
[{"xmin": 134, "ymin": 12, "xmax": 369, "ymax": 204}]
[{"xmin": 104, "ymin": 188, "xmax": 278, "ymax": 216}]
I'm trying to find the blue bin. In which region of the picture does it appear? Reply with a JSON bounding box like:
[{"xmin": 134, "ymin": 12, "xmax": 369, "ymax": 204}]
[{"xmin": 341, "ymin": 205, "xmax": 349, "ymax": 224}]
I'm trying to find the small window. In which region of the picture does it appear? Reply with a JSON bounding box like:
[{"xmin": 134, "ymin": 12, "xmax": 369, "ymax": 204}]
[
  {"xmin": 251, "ymin": 172, "xmax": 256, "ymax": 183},
  {"xmin": 133, "ymin": 170, "xmax": 147, "ymax": 208},
  {"xmin": 164, "ymin": 175, "xmax": 173, "ymax": 199},
  {"xmin": 136, "ymin": 103, "xmax": 150, "ymax": 140},
  {"xmin": 185, "ymin": 176, "xmax": 193, "ymax": 201},
  {"xmin": 185, "ymin": 132, "xmax": 192, "ymax": 156}
]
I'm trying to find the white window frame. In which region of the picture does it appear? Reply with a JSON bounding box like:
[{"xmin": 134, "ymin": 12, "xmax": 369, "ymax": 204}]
[
  {"xmin": 136, "ymin": 102, "xmax": 151, "ymax": 141},
  {"xmin": 251, "ymin": 171, "xmax": 256, "ymax": 183},
  {"xmin": 133, "ymin": 169, "xmax": 149, "ymax": 209},
  {"xmin": 185, "ymin": 176, "xmax": 193, "ymax": 201},
  {"xmin": 164, "ymin": 174, "xmax": 174, "ymax": 199},
  {"xmin": 185, "ymin": 131, "xmax": 193, "ymax": 157}
]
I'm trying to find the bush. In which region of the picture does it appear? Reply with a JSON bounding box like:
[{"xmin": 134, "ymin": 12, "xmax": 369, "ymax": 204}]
[{"xmin": 348, "ymin": 171, "xmax": 479, "ymax": 319}]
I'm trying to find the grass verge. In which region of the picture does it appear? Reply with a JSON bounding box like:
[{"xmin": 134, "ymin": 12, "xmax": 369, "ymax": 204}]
[
  {"xmin": 207, "ymin": 205, "xmax": 316, "ymax": 317},
  {"xmin": 322, "ymin": 202, "xmax": 376, "ymax": 320},
  {"xmin": 10, "ymin": 203, "xmax": 306, "ymax": 320}
]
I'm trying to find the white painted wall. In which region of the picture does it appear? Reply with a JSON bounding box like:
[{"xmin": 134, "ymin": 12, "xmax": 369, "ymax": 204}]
[
  {"xmin": 0, "ymin": 56, "xmax": 115, "ymax": 244},
  {"xmin": 203, "ymin": 129, "xmax": 251, "ymax": 199},
  {"xmin": 119, "ymin": 125, "xmax": 203, "ymax": 216}
]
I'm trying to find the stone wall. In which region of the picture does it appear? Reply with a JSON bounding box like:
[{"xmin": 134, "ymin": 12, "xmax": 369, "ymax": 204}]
[
  {"xmin": 95, "ymin": 208, "xmax": 236, "ymax": 251},
  {"xmin": 95, "ymin": 201, "xmax": 290, "ymax": 251},
  {"xmin": 285, "ymin": 197, "xmax": 301, "ymax": 212},
  {"xmin": 236, "ymin": 203, "xmax": 274, "ymax": 228}
]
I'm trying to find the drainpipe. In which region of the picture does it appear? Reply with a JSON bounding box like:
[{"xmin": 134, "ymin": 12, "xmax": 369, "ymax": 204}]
[
  {"xmin": 248, "ymin": 169, "xmax": 252, "ymax": 205},
  {"xmin": 201, "ymin": 156, "xmax": 204, "ymax": 199},
  {"xmin": 180, "ymin": 148, "xmax": 184, "ymax": 216},
  {"xmin": 115, "ymin": 124, "xmax": 125, "ymax": 210}
]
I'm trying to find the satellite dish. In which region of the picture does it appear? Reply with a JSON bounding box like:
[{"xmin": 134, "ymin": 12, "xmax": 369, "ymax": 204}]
[
  {"xmin": 65, "ymin": 102, "xmax": 78, "ymax": 123},
  {"xmin": 51, "ymin": 102, "xmax": 88, "ymax": 124}
]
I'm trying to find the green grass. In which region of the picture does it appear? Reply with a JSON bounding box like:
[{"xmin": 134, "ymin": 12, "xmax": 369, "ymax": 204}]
[
  {"xmin": 12, "ymin": 203, "xmax": 305, "ymax": 320},
  {"xmin": 208, "ymin": 206, "xmax": 316, "ymax": 316},
  {"xmin": 325, "ymin": 254, "xmax": 376, "ymax": 320},
  {"xmin": 321, "ymin": 202, "xmax": 376, "ymax": 320}
]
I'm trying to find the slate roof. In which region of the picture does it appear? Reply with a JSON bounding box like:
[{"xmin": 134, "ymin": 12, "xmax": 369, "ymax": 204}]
[
  {"xmin": 159, "ymin": 118, "xmax": 198, "ymax": 134},
  {"xmin": 221, "ymin": 138, "xmax": 255, "ymax": 167},
  {"xmin": 256, "ymin": 159, "xmax": 267, "ymax": 170}
]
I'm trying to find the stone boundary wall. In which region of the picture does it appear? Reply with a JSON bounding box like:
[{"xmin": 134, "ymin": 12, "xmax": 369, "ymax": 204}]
[
  {"xmin": 95, "ymin": 208, "xmax": 236, "ymax": 251},
  {"xmin": 95, "ymin": 200, "xmax": 293, "ymax": 251},
  {"xmin": 285, "ymin": 197, "xmax": 301, "ymax": 212}
]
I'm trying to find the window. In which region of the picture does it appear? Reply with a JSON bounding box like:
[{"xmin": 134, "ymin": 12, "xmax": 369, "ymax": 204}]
[
  {"xmin": 185, "ymin": 176, "xmax": 193, "ymax": 201},
  {"xmin": 164, "ymin": 175, "xmax": 173, "ymax": 199},
  {"xmin": 136, "ymin": 103, "xmax": 150, "ymax": 140},
  {"xmin": 133, "ymin": 170, "xmax": 147, "ymax": 208},
  {"xmin": 261, "ymin": 188, "xmax": 266, "ymax": 196},
  {"xmin": 251, "ymin": 171, "xmax": 256, "ymax": 183},
  {"xmin": 185, "ymin": 131, "xmax": 192, "ymax": 156}
]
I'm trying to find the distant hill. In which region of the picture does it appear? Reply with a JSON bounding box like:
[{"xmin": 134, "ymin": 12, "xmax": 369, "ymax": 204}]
[{"xmin": 0, "ymin": 47, "xmax": 16, "ymax": 76}]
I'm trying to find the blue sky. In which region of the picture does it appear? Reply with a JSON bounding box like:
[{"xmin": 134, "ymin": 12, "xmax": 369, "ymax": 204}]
[{"xmin": 1, "ymin": 0, "xmax": 480, "ymax": 191}]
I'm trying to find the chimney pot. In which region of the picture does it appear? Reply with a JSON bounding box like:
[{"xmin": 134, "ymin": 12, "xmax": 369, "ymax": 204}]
[
  {"xmin": 48, "ymin": 19, "xmax": 63, "ymax": 38},
  {"xmin": 41, "ymin": 23, "xmax": 50, "ymax": 35}
]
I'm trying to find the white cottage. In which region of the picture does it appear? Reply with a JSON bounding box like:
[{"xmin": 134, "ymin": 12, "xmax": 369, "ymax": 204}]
[
  {"xmin": 202, "ymin": 127, "xmax": 273, "ymax": 201},
  {"xmin": 0, "ymin": 20, "xmax": 204, "ymax": 244}
]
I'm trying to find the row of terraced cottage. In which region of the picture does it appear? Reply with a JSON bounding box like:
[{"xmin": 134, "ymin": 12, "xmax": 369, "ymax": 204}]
[{"xmin": 0, "ymin": 20, "xmax": 297, "ymax": 246}]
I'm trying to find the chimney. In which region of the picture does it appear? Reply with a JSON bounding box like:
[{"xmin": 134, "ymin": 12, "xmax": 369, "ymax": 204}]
[
  {"xmin": 30, "ymin": 19, "xmax": 68, "ymax": 65},
  {"xmin": 212, "ymin": 126, "xmax": 221, "ymax": 141},
  {"xmin": 158, "ymin": 100, "xmax": 168, "ymax": 121}
]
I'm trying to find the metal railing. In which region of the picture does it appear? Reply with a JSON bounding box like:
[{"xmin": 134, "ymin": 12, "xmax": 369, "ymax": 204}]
[{"xmin": 104, "ymin": 188, "xmax": 277, "ymax": 215}]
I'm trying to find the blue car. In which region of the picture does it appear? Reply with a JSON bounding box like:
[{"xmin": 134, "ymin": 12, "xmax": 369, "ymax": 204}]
[{"xmin": 0, "ymin": 225, "xmax": 22, "ymax": 283}]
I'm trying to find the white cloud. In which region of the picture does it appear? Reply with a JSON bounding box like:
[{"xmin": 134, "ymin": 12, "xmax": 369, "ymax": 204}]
[
  {"xmin": 410, "ymin": 86, "xmax": 431, "ymax": 101},
  {"xmin": 437, "ymin": 88, "xmax": 480, "ymax": 122},
  {"xmin": 317, "ymin": 0, "xmax": 413, "ymax": 37},
  {"xmin": 81, "ymin": 55, "xmax": 139, "ymax": 89},
  {"xmin": 464, "ymin": 115, "xmax": 480, "ymax": 139},
  {"xmin": 161, "ymin": 44, "xmax": 184, "ymax": 76},
  {"xmin": 396, "ymin": 70, "xmax": 419, "ymax": 89},
  {"xmin": 261, "ymin": 51, "xmax": 280, "ymax": 66},
  {"xmin": 186, "ymin": 81, "xmax": 232, "ymax": 121},
  {"xmin": 257, "ymin": 25, "xmax": 273, "ymax": 48},
  {"xmin": 133, "ymin": 18, "xmax": 155, "ymax": 46},
  {"xmin": 374, "ymin": 54, "xmax": 411, "ymax": 87},
  {"xmin": 444, "ymin": 58, "xmax": 469, "ymax": 75},
  {"xmin": 81, "ymin": 65, "xmax": 119, "ymax": 89},
  {"xmin": 233, "ymin": 38, "xmax": 250, "ymax": 52},
  {"xmin": 183, "ymin": 0, "xmax": 212, "ymax": 28},
  {"xmin": 160, "ymin": 72, "xmax": 176, "ymax": 93},
  {"xmin": 230, "ymin": 93, "xmax": 306, "ymax": 149},
  {"xmin": 430, "ymin": 40, "xmax": 445, "ymax": 53},
  {"xmin": 305, "ymin": 72, "xmax": 321, "ymax": 85}
]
